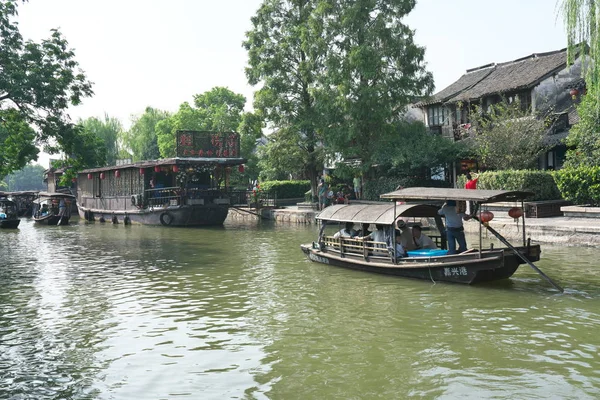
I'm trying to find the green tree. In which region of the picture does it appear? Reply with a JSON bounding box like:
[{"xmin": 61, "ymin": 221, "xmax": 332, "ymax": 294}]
[
  {"xmin": 80, "ymin": 114, "xmax": 122, "ymax": 166},
  {"xmin": 0, "ymin": 1, "xmax": 93, "ymax": 175},
  {"xmin": 244, "ymin": 0, "xmax": 326, "ymax": 194},
  {"xmin": 156, "ymin": 87, "xmax": 247, "ymax": 158},
  {"xmin": 5, "ymin": 164, "xmax": 46, "ymax": 191},
  {"xmin": 0, "ymin": 109, "xmax": 38, "ymax": 179},
  {"xmin": 562, "ymin": 0, "xmax": 600, "ymax": 166},
  {"xmin": 469, "ymin": 100, "xmax": 550, "ymax": 170},
  {"xmin": 123, "ymin": 107, "xmax": 170, "ymax": 161},
  {"xmin": 237, "ymin": 111, "xmax": 264, "ymax": 182},
  {"xmin": 317, "ymin": 0, "xmax": 434, "ymax": 171}
]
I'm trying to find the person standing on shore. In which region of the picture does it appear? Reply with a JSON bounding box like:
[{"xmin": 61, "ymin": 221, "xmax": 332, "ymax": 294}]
[
  {"xmin": 465, "ymin": 172, "xmax": 479, "ymax": 190},
  {"xmin": 353, "ymin": 175, "xmax": 362, "ymax": 200}
]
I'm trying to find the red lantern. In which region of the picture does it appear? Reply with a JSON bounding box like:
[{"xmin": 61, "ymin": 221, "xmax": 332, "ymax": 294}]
[
  {"xmin": 100, "ymin": 172, "xmax": 105, "ymax": 180},
  {"xmin": 570, "ymin": 88, "xmax": 579, "ymax": 99},
  {"xmin": 139, "ymin": 168, "xmax": 145, "ymax": 175},
  {"xmin": 238, "ymin": 164, "xmax": 245, "ymax": 173},
  {"xmin": 480, "ymin": 210, "xmax": 494, "ymax": 223},
  {"xmin": 508, "ymin": 207, "xmax": 523, "ymax": 221},
  {"xmin": 87, "ymin": 173, "xmax": 92, "ymax": 180},
  {"xmin": 71, "ymin": 178, "xmax": 77, "ymax": 183},
  {"xmin": 115, "ymin": 170, "xmax": 120, "ymax": 178},
  {"xmin": 154, "ymin": 166, "xmax": 161, "ymax": 173},
  {"xmin": 173, "ymin": 165, "xmax": 179, "ymax": 173}
]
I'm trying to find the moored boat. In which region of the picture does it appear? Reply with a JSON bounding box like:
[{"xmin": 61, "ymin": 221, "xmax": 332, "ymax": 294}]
[
  {"xmin": 32, "ymin": 192, "xmax": 75, "ymax": 225},
  {"xmin": 76, "ymin": 131, "xmax": 246, "ymax": 227},
  {"xmin": 301, "ymin": 188, "xmax": 561, "ymax": 290},
  {"xmin": 8, "ymin": 191, "xmax": 38, "ymax": 217},
  {"xmin": 0, "ymin": 193, "xmax": 21, "ymax": 229}
]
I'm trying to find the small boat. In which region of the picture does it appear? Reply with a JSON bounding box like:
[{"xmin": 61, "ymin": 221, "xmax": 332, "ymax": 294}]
[
  {"xmin": 76, "ymin": 130, "xmax": 246, "ymax": 227},
  {"xmin": 8, "ymin": 191, "xmax": 38, "ymax": 217},
  {"xmin": 0, "ymin": 193, "xmax": 21, "ymax": 229},
  {"xmin": 32, "ymin": 192, "xmax": 76, "ymax": 225},
  {"xmin": 301, "ymin": 188, "xmax": 562, "ymax": 290}
]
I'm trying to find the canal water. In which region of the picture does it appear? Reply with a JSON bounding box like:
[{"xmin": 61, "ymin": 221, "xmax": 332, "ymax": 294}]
[{"xmin": 1, "ymin": 219, "xmax": 599, "ymax": 399}]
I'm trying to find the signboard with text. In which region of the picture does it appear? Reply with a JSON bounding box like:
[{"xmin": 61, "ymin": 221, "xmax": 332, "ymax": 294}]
[{"xmin": 176, "ymin": 131, "xmax": 240, "ymax": 158}]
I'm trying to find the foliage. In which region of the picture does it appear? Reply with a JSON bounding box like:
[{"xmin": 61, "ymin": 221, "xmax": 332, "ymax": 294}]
[
  {"xmin": 0, "ymin": 109, "xmax": 38, "ymax": 179},
  {"xmin": 244, "ymin": 0, "xmax": 326, "ymax": 196},
  {"xmin": 456, "ymin": 170, "xmax": 562, "ymax": 201},
  {"xmin": 371, "ymin": 120, "xmax": 464, "ymax": 175},
  {"xmin": 48, "ymin": 124, "xmax": 107, "ymax": 184},
  {"xmin": 79, "ymin": 114, "xmax": 122, "ymax": 166},
  {"xmin": 259, "ymin": 180, "xmax": 311, "ymax": 199},
  {"xmin": 363, "ymin": 175, "xmax": 450, "ymax": 201},
  {"xmin": 236, "ymin": 111, "xmax": 264, "ymax": 183},
  {"xmin": 123, "ymin": 107, "xmax": 170, "ymax": 161},
  {"xmin": 0, "ymin": 1, "xmax": 93, "ymax": 175},
  {"xmin": 561, "ymin": 0, "xmax": 600, "ymax": 166},
  {"xmin": 553, "ymin": 165, "xmax": 600, "ymax": 205},
  {"xmin": 156, "ymin": 87, "xmax": 246, "ymax": 158},
  {"xmin": 316, "ymin": 0, "xmax": 434, "ymax": 170},
  {"xmin": 469, "ymin": 99, "xmax": 550, "ymax": 170},
  {"xmin": 4, "ymin": 164, "xmax": 46, "ymax": 191}
]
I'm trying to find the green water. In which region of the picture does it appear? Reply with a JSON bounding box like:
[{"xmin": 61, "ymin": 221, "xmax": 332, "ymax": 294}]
[{"xmin": 1, "ymin": 219, "xmax": 599, "ymax": 399}]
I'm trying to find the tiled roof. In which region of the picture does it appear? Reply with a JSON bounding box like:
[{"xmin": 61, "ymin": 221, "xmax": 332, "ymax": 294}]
[{"xmin": 423, "ymin": 47, "xmax": 570, "ymax": 105}]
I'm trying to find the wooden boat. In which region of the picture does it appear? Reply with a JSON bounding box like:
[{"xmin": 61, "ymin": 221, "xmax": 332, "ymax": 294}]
[
  {"xmin": 0, "ymin": 193, "xmax": 21, "ymax": 229},
  {"xmin": 8, "ymin": 191, "xmax": 38, "ymax": 217},
  {"xmin": 301, "ymin": 188, "xmax": 562, "ymax": 290},
  {"xmin": 32, "ymin": 192, "xmax": 75, "ymax": 225},
  {"xmin": 76, "ymin": 131, "xmax": 246, "ymax": 226}
]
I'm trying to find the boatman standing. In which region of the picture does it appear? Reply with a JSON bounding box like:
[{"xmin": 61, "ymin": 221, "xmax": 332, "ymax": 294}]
[{"xmin": 438, "ymin": 200, "xmax": 470, "ymax": 254}]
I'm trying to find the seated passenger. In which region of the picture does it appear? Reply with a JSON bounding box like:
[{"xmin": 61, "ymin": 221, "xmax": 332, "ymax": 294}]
[
  {"xmin": 41, "ymin": 204, "xmax": 49, "ymax": 216},
  {"xmin": 333, "ymin": 222, "xmax": 357, "ymax": 239},
  {"xmin": 396, "ymin": 219, "xmax": 416, "ymax": 251},
  {"xmin": 355, "ymin": 223, "xmax": 371, "ymax": 237},
  {"xmin": 411, "ymin": 225, "xmax": 437, "ymax": 249},
  {"xmin": 395, "ymin": 232, "xmax": 407, "ymax": 260},
  {"xmin": 360, "ymin": 224, "xmax": 386, "ymax": 246}
]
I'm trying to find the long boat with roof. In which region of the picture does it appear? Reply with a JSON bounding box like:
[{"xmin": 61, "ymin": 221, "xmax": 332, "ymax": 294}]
[
  {"xmin": 76, "ymin": 130, "xmax": 246, "ymax": 226},
  {"xmin": 0, "ymin": 192, "xmax": 21, "ymax": 229},
  {"xmin": 301, "ymin": 187, "xmax": 562, "ymax": 290}
]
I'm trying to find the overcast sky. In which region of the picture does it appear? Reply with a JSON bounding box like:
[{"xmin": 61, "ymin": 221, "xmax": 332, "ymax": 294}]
[{"xmin": 18, "ymin": 0, "xmax": 566, "ymax": 167}]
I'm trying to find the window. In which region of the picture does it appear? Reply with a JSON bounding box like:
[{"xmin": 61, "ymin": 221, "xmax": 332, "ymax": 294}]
[{"xmin": 427, "ymin": 105, "xmax": 447, "ymax": 126}]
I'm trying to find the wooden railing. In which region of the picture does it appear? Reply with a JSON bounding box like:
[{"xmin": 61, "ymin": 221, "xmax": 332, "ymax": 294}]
[{"xmin": 323, "ymin": 236, "xmax": 392, "ymax": 262}]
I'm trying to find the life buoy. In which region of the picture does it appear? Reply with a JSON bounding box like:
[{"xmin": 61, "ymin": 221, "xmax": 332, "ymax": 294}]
[{"xmin": 160, "ymin": 212, "xmax": 174, "ymax": 226}]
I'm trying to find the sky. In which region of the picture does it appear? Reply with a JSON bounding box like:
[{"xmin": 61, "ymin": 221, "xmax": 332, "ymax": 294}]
[{"xmin": 17, "ymin": 0, "xmax": 567, "ymax": 167}]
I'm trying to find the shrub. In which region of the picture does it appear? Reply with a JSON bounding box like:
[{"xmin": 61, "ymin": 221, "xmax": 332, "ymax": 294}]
[
  {"xmin": 363, "ymin": 176, "xmax": 451, "ymax": 201},
  {"xmin": 553, "ymin": 166, "xmax": 600, "ymax": 206},
  {"xmin": 456, "ymin": 170, "xmax": 562, "ymax": 201},
  {"xmin": 259, "ymin": 180, "xmax": 311, "ymax": 199}
]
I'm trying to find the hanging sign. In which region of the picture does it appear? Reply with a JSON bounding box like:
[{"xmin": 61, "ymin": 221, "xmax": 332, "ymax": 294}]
[{"xmin": 176, "ymin": 130, "xmax": 240, "ymax": 158}]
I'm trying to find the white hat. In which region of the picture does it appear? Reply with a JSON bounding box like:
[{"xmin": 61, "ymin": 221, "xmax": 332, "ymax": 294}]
[{"xmin": 397, "ymin": 220, "xmax": 407, "ymax": 229}]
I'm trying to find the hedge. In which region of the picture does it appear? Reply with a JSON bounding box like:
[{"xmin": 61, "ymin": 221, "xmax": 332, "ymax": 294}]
[
  {"xmin": 553, "ymin": 166, "xmax": 600, "ymax": 206},
  {"xmin": 456, "ymin": 170, "xmax": 562, "ymax": 201},
  {"xmin": 259, "ymin": 180, "xmax": 311, "ymax": 199},
  {"xmin": 363, "ymin": 176, "xmax": 451, "ymax": 201}
]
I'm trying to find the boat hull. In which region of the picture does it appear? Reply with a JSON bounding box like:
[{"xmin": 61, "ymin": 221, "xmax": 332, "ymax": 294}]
[
  {"xmin": 300, "ymin": 243, "xmax": 541, "ymax": 285},
  {"xmin": 0, "ymin": 219, "xmax": 21, "ymax": 229},
  {"xmin": 33, "ymin": 215, "xmax": 70, "ymax": 226},
  {"xmin": 77, "ymin": 204, "xmax": 229, "ymax": 226}
]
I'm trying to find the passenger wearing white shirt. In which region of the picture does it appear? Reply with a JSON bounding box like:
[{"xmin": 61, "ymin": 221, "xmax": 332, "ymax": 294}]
[
  {"xmin": 333, "ymin": 222, "xmax": 357, "ymax": 239},
  {"xmin": 411, "ymin": 225, "xmax": 437, "ymax": 249}
]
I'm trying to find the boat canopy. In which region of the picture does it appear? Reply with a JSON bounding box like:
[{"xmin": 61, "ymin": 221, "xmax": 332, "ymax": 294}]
[
  {"xmin": 316, "ymin": 203, "xmax": 440, "ymax": 225},
  {"xmin": 36, "ymin": 192, "xmax": 76, "ymax": 200},
  {"xmin": 380, "ymin": 187, "xmax": 534, "ymax": 203}
]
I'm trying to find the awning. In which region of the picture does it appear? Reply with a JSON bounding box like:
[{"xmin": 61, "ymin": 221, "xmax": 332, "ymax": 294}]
[
  {"xmin": 380, "ymin": 187, "xmax": 534, "ymax": 203},
  {"xmin": 316, "ymin": 203, "xmax": 440, "ymax": 224}
]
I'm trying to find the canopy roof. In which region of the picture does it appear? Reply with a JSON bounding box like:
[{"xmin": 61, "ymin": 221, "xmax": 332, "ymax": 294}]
[
  {"xmin": 380, "ymin": 187, "xmax": 534, "ymax": 203},
  {"xmin": 80, "ymin": 157, "xmax": 246, "ymax": 174},
  {"xmin": 316, "ymin": 203, "xmax": 440, "ymax": 225},
  {"xmin": 37, "ymin": 192, "xmax": 76, "ymax": 199}
]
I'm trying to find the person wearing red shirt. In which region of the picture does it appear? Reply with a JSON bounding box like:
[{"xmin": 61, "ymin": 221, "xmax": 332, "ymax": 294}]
[{"xmin": 465, "ymin": 172, "xmax": 479, "ymax": 190}]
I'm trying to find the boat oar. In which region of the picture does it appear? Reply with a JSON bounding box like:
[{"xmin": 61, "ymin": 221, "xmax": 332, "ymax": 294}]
[{"xmin": 473, "ymin": 216, "xmax": 563, "ymax": 292}]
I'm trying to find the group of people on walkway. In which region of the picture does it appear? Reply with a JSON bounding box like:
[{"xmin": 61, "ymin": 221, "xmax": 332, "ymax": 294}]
[{"xmin": 317, "ymin": 175, "xmax": 363, "ymax": 211}]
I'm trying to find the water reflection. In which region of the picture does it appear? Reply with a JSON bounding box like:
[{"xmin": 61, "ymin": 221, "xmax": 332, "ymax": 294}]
[{"xmin": 0, "ymin": 220, "xmax": 599, "ymax": 399}]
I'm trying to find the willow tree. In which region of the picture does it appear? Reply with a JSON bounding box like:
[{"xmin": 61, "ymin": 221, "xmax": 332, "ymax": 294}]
[
  {"xmin": 244, "ymin": 0, "xmax": 326, "ymax": 197},
  {"xmin": 562, "ymin": 0, "xmax": 600, "ymax": 166},
  {"xmin": 317, "ymin": 0, "xmax": 434, "ymax": 173}
]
